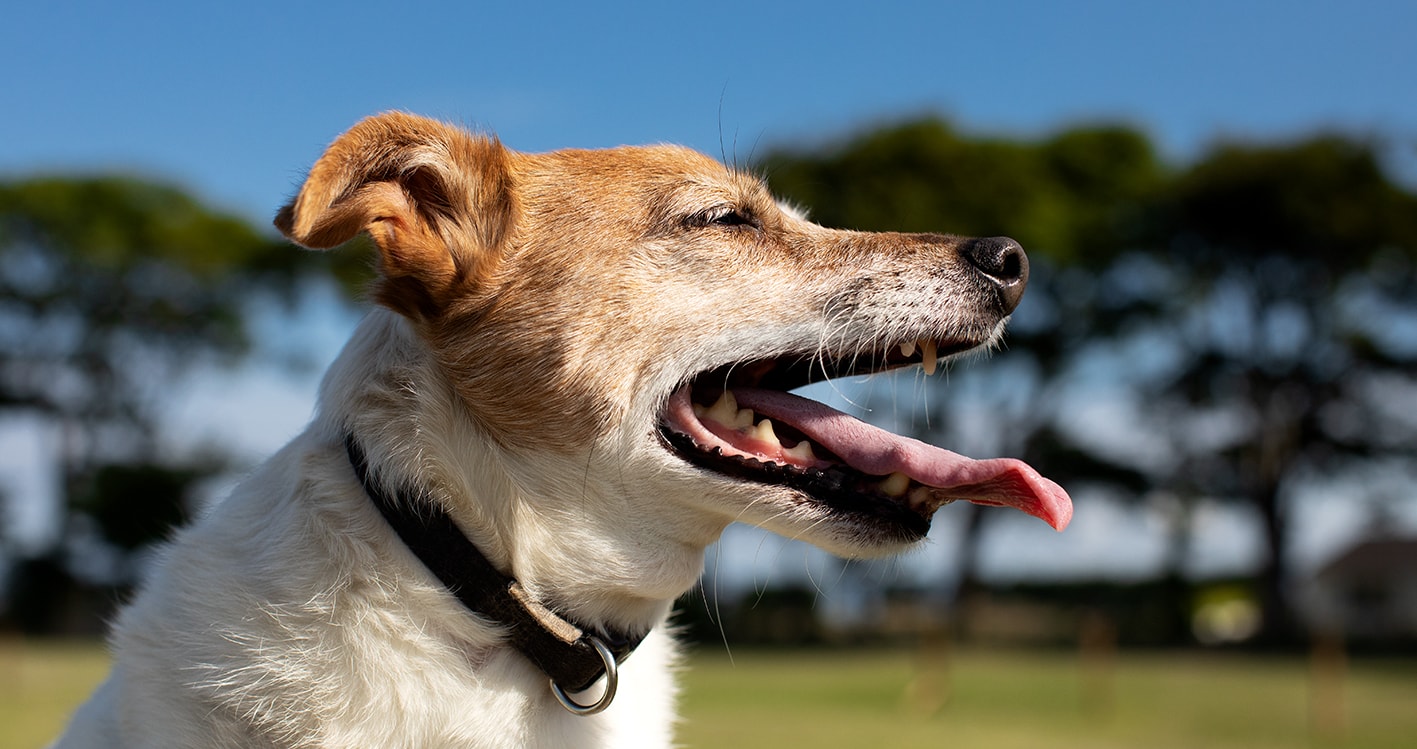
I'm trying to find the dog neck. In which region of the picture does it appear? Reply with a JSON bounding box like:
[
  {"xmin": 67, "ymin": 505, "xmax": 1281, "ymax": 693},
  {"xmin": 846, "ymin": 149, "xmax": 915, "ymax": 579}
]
[
  {"xmin": 342, "ymin": 433, "xmax": 644, "ymax": 701},
  {"xmin": 316, "ymin": 309, "xmax": 716, "ymax": 642}
]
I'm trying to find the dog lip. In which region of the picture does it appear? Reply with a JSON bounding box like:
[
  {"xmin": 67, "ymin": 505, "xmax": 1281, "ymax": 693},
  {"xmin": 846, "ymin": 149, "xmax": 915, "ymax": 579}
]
[
  {"xmin": 659, "ymin": 382, "xmax": 1073, "ymax": 533},
  {"xmin": 655, "ymin": 330, "xmax": 1072, "ymax": 533},
  {"xmin": 729, "ymin": 387, "xmax": 1072, "ymax": 531},
  {"xmin": 656, "ymin": 403, "xmax": 932, "ymax": 540},
  {"xmin": 715, "ymin": 336, "xmax": 983, "ymax": 393}
]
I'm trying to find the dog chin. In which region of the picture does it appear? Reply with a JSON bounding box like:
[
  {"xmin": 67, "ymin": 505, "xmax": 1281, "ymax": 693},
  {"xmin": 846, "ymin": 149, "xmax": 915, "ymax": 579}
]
[{"xmin": 748, "ymin": 495, "xmax": 928, "ymax": 559}]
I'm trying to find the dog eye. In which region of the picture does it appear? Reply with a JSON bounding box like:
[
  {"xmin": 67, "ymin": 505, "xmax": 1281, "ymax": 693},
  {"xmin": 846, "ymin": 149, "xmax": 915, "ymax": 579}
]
[
  {"xmin": 696, "ymin": 206, "xmax": 759, "ymax": 230},
  {"xmin": 712, "ymin": 210, "xmax": 753, "ymax": 227}
]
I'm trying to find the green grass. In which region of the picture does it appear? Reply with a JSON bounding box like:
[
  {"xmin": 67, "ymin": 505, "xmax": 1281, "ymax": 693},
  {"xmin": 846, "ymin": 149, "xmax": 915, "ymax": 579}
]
[
  {"xmin": 1, "ymin": 639, "xmax": 111, "ymax": 749},
  {"xmin": 5, "ymin": 640, "xmax": 1415, "ymax": 749},
  {"xmin": 677, "ymin": 648, "xmax": 1417, "ymax": 749}
]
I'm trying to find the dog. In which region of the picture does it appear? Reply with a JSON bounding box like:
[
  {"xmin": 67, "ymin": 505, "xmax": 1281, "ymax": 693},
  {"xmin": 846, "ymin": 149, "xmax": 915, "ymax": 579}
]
[{"xmin": 53, "ymin": 112, "xmax": 1071, "ymax": 748}]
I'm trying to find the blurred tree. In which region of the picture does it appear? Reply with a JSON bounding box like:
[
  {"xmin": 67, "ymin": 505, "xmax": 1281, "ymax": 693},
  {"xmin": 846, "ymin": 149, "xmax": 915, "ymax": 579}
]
[
  {"xmin": 761, "ymin": 119, "xmax": 1417, "ymax": 646},
  {"xmin": 1135, "ymin": 137, "xmax": 1417, "ymax": 644},
  {"xmin": 0, "ymin": 176, "xmax": 365, "ymax": 632}
]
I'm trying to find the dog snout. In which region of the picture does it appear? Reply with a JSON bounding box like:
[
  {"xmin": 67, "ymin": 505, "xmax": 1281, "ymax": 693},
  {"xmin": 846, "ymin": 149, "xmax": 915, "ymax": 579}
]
[{"xmin": 961, "ymin": 236, "xmax": 1029, "ymax": 314}]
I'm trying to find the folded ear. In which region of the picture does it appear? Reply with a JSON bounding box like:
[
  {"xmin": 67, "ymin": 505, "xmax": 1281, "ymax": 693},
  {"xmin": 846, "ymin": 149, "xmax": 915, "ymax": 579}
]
[{"xmin": 275, "ymin": 111, "xmax": 515, "ymax": 319}]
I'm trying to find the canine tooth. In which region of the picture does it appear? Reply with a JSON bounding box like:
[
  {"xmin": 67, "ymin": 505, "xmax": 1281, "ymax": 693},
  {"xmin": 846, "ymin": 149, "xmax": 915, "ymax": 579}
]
[
  {"xmin": 783, "ymin": 439, "xmax": 817, "ymax": 462},
  {"xmin": 899, "ymin": 341, "xmax": 916, "ymax": 357},
  {"xmin": 751, "ymin": 418, "xmax": 781, "ymax": 447},
  {"xmin": 920, "ymin": 340, "xmax": 938, "ymax": 375},
  {"xmin": 906, "ymin": 486, "xmax": 956, "ymax": 512},
  {"xmin": 880, "ymin": 471, "xmax": 910, "ymax": 497},
  {"xmin": 692, "ymin": 403, "xmax": 706, "ymax": 418},
  {"xmin": 705, "ymin": 390, "xmax": 739, "ymax": 425},
  {"xmin": 733, "ymin": 407, "xmax": 756, "ymax": 429}
]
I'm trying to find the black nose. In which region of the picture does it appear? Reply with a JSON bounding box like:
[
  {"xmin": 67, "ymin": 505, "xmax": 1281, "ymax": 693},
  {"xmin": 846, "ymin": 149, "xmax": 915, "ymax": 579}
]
[{"xmin": 961, "ymin": 236, "xmax": 1029, "ymax": 314}]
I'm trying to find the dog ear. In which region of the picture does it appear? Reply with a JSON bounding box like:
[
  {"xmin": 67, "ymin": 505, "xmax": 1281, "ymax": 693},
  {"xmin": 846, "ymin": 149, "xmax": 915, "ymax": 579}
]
[{"xmin": 274, "ymin": 112, "xmax": 515, "ymax": 319}]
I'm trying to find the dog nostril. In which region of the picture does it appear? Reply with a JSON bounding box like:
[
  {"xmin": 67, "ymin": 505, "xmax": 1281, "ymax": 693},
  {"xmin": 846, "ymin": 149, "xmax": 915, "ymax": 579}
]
[
  {"xmin": 997, "ymin": 246, "xmax": 1023, "ymax": 280},
  {"xmin": 961, "ymin": 236, "xmax": 1029, "ymax": 313}
]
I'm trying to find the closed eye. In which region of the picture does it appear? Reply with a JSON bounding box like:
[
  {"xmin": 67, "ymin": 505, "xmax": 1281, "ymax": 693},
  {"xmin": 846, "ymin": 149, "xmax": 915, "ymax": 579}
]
[
  {"xmin": 711, "ymin": 209, "xmax": 756, "ymax": 228},
  {"xmin": 688, "ymin": 205, "xmax": 761, "ymax": 230}
]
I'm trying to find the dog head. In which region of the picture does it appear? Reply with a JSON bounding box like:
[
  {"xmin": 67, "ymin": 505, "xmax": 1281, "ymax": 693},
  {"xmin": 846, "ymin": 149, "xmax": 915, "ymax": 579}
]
[{"xmin": 277, "ymin": 112, "xmax": 1069, "ymax": 569}]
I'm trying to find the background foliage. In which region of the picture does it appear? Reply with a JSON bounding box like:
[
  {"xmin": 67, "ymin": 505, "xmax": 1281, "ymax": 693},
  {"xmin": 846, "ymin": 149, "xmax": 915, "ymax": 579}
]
[{"xmin": 3, "ymin": 119, "xmax": 1416, "ymax": 649}]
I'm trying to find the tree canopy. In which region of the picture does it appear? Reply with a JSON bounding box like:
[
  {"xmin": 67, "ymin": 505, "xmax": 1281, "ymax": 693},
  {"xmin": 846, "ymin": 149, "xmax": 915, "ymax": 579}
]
[{"xmin": 0, "ymin": 176, "xmax": 366, "ymax": 631}]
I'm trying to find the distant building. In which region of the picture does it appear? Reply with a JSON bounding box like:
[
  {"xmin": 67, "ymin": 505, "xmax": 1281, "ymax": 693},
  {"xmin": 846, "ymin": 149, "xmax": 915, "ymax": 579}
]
[{"xmin": 1302, "ymin": 537, "xmax": 1417, "ymax": 642}]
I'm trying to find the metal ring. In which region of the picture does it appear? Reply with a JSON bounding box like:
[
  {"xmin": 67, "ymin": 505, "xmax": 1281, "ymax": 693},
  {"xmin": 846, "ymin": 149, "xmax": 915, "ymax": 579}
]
[{"xmin": 549, "ymin": 636, "xmax": 618, "ymax": 716}]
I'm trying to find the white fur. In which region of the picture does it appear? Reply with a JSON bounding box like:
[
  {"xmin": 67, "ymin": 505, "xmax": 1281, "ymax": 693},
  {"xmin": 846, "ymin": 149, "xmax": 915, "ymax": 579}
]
[{"xmin": 54, "ymin": 312, "xmax": 686, "ymax": 748}]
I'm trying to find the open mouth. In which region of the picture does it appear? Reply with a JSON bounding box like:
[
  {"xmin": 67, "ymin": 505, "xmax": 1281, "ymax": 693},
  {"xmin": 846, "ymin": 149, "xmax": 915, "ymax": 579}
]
[{"xmin": 657, "ymin": 337, "xmax": 1073, "ymax": 543}]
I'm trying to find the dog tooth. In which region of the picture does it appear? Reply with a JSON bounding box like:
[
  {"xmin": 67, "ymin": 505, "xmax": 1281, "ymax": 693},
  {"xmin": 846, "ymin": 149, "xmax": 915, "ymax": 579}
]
[
  {"xmin": 751, "ymin": 418, "xmax": 781, "ymax": 447},
  {"xmin": 783, "ymin": 439, "xmax": 817, "ymax": 462},
  {"xmin": 899, "ymin": 341, "xmax": 916, "ymax": 357},
  {"xmin": 692, "ymin": 403, "xmax": 706, "ymax": 418},
  {"xmin": 880, "ymin": 471, "xmax": 910, "ymax": 497},
  {"xmin": 733, "ymin": 407, "xmax": 756, "ymax": 430},
  {"xmin": 906, "ymin": 486, "xmax": 957, "ymax": 512},
  {"xmin": 704, "ymin": 390, "xmax": 739, "ymax": 425},
  {"xmin": 920, "ymin": 340, "xmax": 938, "ymax": 375}
]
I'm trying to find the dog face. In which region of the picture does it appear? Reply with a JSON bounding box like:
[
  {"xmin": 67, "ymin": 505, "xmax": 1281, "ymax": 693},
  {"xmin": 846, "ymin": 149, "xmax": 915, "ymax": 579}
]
[{"xmin": 278, "ymin": 113, "xmax": 1069, "ymax": 562}]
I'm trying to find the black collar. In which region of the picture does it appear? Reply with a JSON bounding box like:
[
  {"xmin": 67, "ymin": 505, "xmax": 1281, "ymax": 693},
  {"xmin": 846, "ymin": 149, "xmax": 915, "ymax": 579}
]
[{"xmin": 343, "ymin": 434, "xmax": 645, "ymax": 700}]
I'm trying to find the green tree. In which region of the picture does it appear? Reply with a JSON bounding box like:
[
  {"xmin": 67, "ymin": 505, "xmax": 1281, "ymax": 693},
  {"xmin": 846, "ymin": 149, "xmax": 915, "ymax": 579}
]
[
  {"xmin": 0, "ymin": 176, "xmax": 363, "ymax": 632},
  {"xmin": 1136, "ymin": 137, "xmax": 1417, "ymax": 643}
]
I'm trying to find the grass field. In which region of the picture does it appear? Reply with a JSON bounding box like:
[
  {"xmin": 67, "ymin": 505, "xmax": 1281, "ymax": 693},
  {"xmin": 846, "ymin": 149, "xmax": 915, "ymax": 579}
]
[{"xmin": 6, "ymin": 640, "xmax": 1415, "ymax": 748}]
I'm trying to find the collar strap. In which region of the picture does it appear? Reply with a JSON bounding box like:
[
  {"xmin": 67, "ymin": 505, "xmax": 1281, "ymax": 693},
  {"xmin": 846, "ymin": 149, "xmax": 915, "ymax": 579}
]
[{"xmin": 343, "ymin": 434, "xmax": 644, "ymax": 697}]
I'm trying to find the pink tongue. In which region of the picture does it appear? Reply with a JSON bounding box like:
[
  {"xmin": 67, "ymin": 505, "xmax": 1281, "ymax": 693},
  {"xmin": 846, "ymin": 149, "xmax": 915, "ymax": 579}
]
[{"xmin": 732, "ymin": 388, "xmax": 1072, "ymax": 531}]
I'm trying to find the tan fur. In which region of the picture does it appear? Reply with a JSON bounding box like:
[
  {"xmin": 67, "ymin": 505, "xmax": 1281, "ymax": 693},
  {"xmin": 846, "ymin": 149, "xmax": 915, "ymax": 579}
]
[{"xmin": 53, "ymin": 112, "xmax": 1022, "ymax": 748}]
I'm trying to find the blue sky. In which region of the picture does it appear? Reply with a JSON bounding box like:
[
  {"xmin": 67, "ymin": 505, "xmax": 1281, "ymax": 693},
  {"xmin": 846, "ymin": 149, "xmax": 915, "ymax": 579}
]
[
  {"xmin": 6, "ymin": 1, "xmax": 1417, "ymax": 223},
  {"xmin": 4, "ymin": 0, "xmax": 1416, "ymax": 584}
]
